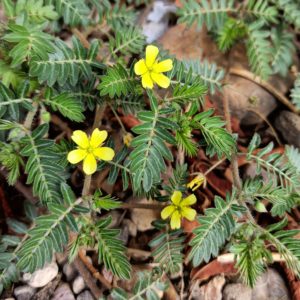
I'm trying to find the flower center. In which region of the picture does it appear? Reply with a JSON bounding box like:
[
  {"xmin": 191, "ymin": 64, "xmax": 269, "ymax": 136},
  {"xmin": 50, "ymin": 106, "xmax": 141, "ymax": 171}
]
[{"xmin": 86, "ymin": 146, "xmax": 94, "ymax": 153}]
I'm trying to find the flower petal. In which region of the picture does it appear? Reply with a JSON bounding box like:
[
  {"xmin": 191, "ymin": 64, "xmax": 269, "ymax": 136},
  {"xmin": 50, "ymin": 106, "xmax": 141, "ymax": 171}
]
[
  {"xmin": 181, "ymin": 207, "xmax": 197, "ymax": 221},
  {"xmin": 170, "ymin": 210, "xmax": 181, "ymax": 230},
  {"xmin": 180, "ymin": 194, "xmax": 197, "ymax": 206},
  {"xmin": 171, "ymin": 191, "xmax": 182, "ymax": 205},
  {"xmin": 161, "ymin": 205, "xmax": 176, "ymax": 219},
  {"xmin": 134, "ymin": 59, "xmax": 148, "ymax": 75},
  {"xmin": 71, "ymin": 130, "xmax": 89, "ymax": 149},
  {"xmin": 67, "ymin": 149, "xmax": 87, "ymax": 164},
  {"xmin": 141, "ymin": 72, "xmax": 154, "ymax": 89},
  {"xmin": 150, "ymin": 72, "xmax": 170, "ymax": 88},
  {"xmin": 83, "ymin": 153, "xmax": 97, "ymax": 175},
  {"xmin": 145, "ymin": 45, "xmax": 159, "ymax": 68},
  {"xmin": 153, "ymin": 59, "xmax": 173, "ymax": 73},
  {"xmin": 93, "ymin": 147, "xmax": 115, "ymax": 161},
  {"xmin": 90, "ymin": 129, "xmax": 107, "ymax": 148}
]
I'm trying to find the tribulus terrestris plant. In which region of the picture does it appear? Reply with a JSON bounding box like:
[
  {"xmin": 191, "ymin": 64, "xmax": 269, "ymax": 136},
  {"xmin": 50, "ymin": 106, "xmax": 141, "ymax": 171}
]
[{"xmin": 0, "ymin": 0, "xmax": 299, "ymax": 298}]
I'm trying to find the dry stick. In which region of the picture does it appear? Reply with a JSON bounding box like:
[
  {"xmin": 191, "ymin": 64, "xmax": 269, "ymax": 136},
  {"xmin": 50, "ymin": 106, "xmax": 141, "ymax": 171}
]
[
  {"xmin": 82, "ymin": 174, "xmax": 92, "ymax": 197},
  {"xmin": 78, "ymin": 249, "xmax": 112, "ymax": 290},
  {"xmin": 217, "ymin": 252, "xmax": 285, "ymax": 264},
  {"xmin": 73, "ymin": 256, "xmax": 103, "ymax": 298},
  {"xmin": 223, "ymin": 57, "xmax": 256, "ymax": 223},
  {"xmin": 23, "ymin": 102, "xmax": 38, "ymax": 130},
  {"xmin": 229, "ymin": 68, "xmax": 298, "ymax": 114},
  {"xmin": 222, "ymin": 85, "xmax": 242, "ymax": 190},
  {"xmin": 248, "ymin": 108, "xmax": 282, "ymax": 145}
]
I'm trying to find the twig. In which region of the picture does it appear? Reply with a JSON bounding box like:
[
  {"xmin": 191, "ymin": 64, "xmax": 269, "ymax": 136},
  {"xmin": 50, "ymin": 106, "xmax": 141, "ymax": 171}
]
[
  {"xmin": 229, "ymin": 68, "xmax": 298, "ymax": 114},
  {"xmin": 222, "ymin": 84, "xmax": 242, "ymax": 190},
  {"xmin": 204, "ymin": 157, "xmax": 227, "ymax": 176},
  {"xmin": 127, "ymin": 248, "xmax": 151, "ymax": 258},
  {"xmin": 73, "ymin": 256, "xmax": 102, "ymax": 298},
  {"xmin": 78, "ymin": 249, "xmax": 112, "ymax": 290},
  {"xmin": 217, "ymin": 252, "xmax": 285, "ymax": 264},
  {"xmin": 248, "ymin": 108, "xmax": 282, "ymax": 145},
  {"xmin": 82, "ymin": 175, "xmax": 92, "ymax": 197},
  {"xmin": 23, "ymin": 102, "xmax": 38, "ymax": 130},
  {"xmin": 109, "ymin": 104, "xmax": 127, "ymax": 133},
  {"xmin": 51, "ymin": 114, "xmax": 72, "ymax": 138},
  {"xmin": 92, "ymin": 104, "xmax": 106, "ymax": 130}
]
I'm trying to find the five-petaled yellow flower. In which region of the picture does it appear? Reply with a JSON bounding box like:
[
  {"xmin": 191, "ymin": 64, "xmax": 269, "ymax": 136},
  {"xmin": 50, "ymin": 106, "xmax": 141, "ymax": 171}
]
[
  {"xmin": 134, "ymin": 45, "xmax": 173, "ymax": 89},
  {"xmin": 67, "ymin": 129, "xmax": 115, "ymax": 175},
  {"xmin": 161, "ymin": 191, "xmax": 197, "ymax": 230},
  {"xmin": 187, "ymin": 174, "xmax": 206, "ymax": 191}
]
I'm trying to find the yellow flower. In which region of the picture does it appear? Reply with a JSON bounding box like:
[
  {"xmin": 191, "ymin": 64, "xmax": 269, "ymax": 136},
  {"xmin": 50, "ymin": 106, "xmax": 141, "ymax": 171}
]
[
  {"xmin": 134, "ymin": 45, "xmax": 173, "ymax": 89},
  {"xmin": 161, "ymin": 191, "xmax": 197, "ymax": 230},
  {"xmin": 187, "ymin": 174, "xmax": 206, "ymax": 191},
  {"xmin": 67, "ymin": 129, "xmax": 115, "ymax": 175}
]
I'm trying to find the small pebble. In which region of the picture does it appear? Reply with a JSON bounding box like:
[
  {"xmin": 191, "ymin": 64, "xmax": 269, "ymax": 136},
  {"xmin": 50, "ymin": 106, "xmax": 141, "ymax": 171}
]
[
  {"xmin": 23, "ymin": 262, "xmax": 58, "ymax": 288},
  {"xmin": 72, "ymin": 276, "xmax": 85, "ymax": 294},
  {"xmin": 14, "ymin": 285, "xmax": 36, "ymax": 300},
  {"xmin": 63, "ymin": 263, "xmax": 77, "ymax": 282},
  {"xmin": 51, "ymin": 283, "xmax": 75, "ymax": 300},
  {"xmin": 76, "ymin": 290, "xmax": 94, "ymax": 300}
]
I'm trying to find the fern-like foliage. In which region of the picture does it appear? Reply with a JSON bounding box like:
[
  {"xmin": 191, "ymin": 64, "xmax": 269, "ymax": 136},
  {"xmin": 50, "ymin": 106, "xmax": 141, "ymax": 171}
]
[
  {"xmin": 189, "ymin": 192, "xmax": 245, "ymax": 266},
  {"xmin": 0, "ymin": 262, "xmax": 19, "ymax": 296},
  {"xmin": 247, "ymin": 134, "xmax": 300, "ymax": 192},
  {"xmin": 98, "ymin": 64, "xmax": 137, "ymax": 98},
  {"xmin": 30, "ymin": 37, "xmax": 102, "ymax": 87},
  {"xmin": 193, "ymin": 109, "xmax": 236, "ymax": 159},
  {"xmin": 217, "ymin": 18, "xmax": 247, "ymax": 52},
  {"xmin": 0, "ymin": 61, "xmax": 26, "ymax": 89},
  {"xmin": 130, "ymin": 95, "xmax": 178, "ymax": 192},
  {"xmin": 3, "ymin": 24, "xmax": 55, "ymax": 67},
  {"xmin": 111, "ymin": 268, "xmax": 167, "ymax": 300},
  {"xmin": 286, "ymin": 145, "xmax": 300, "ymax": 174},
  {"xmin": 262, "ymin": 218, "xmax": 300, "ymax": 278},
  {"xmin": 175, "ymin": 113, "xmax": 199, "ymax": 157},
  {"xmin": 93, "ymin": 190, "xmax": 121, "ymax": 212},
  {"xmin": 4, "ymin": 0, "xmax": 59, "ymax": 23},
  {"xmin": 242, "ymin": 178, "xmax": 299, "ymax": 217},
  {"xmin": 230, "ymin": 225, "xmax": 272, "ymax": 287},
  {"xmin": 105, "ymin": 3, "xmax": 137, "ymax": 30},
  {"xmin": 246, "ymin": 21, "xmax": 272, "ymax": 80},
  {"xmin": 19, "ymin": 124, "xmax": 66, "ymax": 203},
  {"xmin": 44, "ymin": 88, "xmax": 85, "ymax": 122},
  {"xmin": 109, "ymin": 26, "xmax": 145, "ymax": 57},
  {"xmin": 0, "ymin": 81, "xmax": 32, "ymax": 121},
  {"xmin": 55, "ymin": 79, "xmax": 99, "ymax": 111},
  {"xmin": 0, "ymin": 141, "xmax": 23, "ymax": 185},
  {"xmin": 291, "ymin": 74, "xmax": 300, "ymax": 109},
  {"xmin": 96, "ymin": 216, "xmax": 131, "ymax": 280},
  {"xmin": 245, "ymin": 0, "xmax": 278, "ymax": 23},
  {"xmin": 149, "ymin": 221, "xmax": 185, "ymax": 274},
  {"xmin": 166, "ymin": 77, "xmax": 207, "ymax": 106},
  {"xmin": 270, "ymin": 28, "xmax": 295, "ymax": 77},
  {"xmin": 0, "ymin": 237, "xmax": 20, "ymax": 294},
  {"xmin": 17, "ymin": 183, "xmax": 81, "ymax": 273},
  {"xmin": 177, "ymin": 0, "xmax": 235, "ymax": 30},
  {"xmin": 112, "ymin": 94, "xmax": 145, "ymax": 115},
  {"xmin": 273, "ymin": 0, "xmax": 300, "ymax": 29},
  {"xmin": 106, "ymin": 146, "xmax": 131, "ymax": 191},
  {"xmin": 170, "ymin": 59, "xmax": 225, "ymax": 94},
  {"xmin": 48, "ymin": 0, "xmax": 90, "ymax": 26}
]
